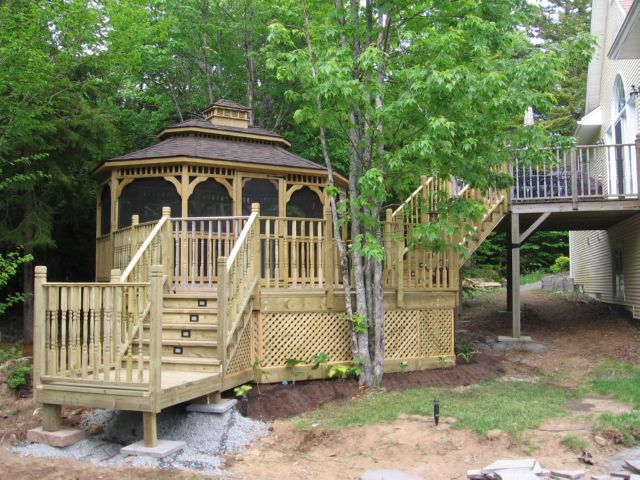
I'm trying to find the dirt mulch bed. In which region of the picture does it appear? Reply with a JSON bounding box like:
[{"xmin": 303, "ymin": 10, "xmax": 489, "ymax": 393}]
[{"xmin": 244, "ymin": 352, "xmax": 504, "ymax": 421}]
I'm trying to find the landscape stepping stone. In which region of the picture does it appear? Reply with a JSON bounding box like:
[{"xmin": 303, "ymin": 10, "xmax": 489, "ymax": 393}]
[{"xmin": 360, "ymin": 469, "xmax": 424, "ymax": 480}]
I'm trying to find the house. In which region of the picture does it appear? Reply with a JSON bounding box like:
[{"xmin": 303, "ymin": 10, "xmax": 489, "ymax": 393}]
[
  {"xmin": 571, "ymin": 0, "xmax": 640, "ymax": 315},
  {"xmin": 34, "ymin": 98, "xmax": 510, "ymax": 451}
]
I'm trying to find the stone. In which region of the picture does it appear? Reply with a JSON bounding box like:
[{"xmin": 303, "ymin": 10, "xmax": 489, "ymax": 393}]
[
  {"xmin": 27, "ymin": 427, "xmax": 86, "ymax": 448},
  {"xmin": 625, "ymin": 460, "xmax": 640, "ymax": 474},
  {"xmin": 186, "ymin": 398, "xmax": 237, "ymax": 414},
  {"xmin": 610, "ymin": 473, "xmax": 631, "ymax": 480},
  {"xmin": 360, "ymin": 469, "xmax": 424, "ymax": 480},
  {"xmin": 590, "ymin": 475, "xmax": 610, "ymax": 480},
  {"xmin": 120, "ymin": 439, "xmax": 186, "ymax": 458},
  {"xmin": 549, "ymin": 470, "xmax": 584, "ymax": 479},
  {"xmin": 495, "ymin": 469, "xmax": 538, "ymax": 480},
  {"xmin": 497, "ymin": 336, "xmax": 533, "ymax": 343},
  {"xmin": 594, "ymin": 435, "xmax": 609, "ymax": 446},
  {"xmin": 483, "ymin": 459, "xmax": 537, "ymax": 472},
  {"xmin": 467, "ymin": 469, "xmax": 485, "ymax": 479},
  {"xmin": 486, "ymin": 429, "xmax": 504, "ymax": 441}
]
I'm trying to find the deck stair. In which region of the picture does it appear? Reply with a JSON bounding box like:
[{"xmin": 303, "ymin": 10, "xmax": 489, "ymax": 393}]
[{"xmin": 142, "ymin": 292, "xmax": 221, "ymax": 373}]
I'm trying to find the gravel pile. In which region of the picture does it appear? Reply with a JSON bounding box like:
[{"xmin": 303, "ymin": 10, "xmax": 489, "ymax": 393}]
[{"xmin": 13, "ymin": 406, "xmax": 270, "ymax": 474}]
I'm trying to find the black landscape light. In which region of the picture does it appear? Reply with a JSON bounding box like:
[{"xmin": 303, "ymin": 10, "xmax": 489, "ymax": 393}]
[
  {"xmin": 434, "ymin": 398, "xmax": 440, "ymax": 426},
  {"xmin": 630, "ymin": 85, "xmax": 639, "ymax": 99}
]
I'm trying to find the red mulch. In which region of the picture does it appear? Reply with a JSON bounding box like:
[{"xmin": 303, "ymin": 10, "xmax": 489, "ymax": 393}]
[{"xmin": 244, "ymin": 353, "xmax": 504, "ymax": 421}]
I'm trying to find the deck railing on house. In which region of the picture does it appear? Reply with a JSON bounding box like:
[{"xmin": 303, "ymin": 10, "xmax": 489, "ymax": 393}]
[{"xmin": 511, "ymin": 143, "xmax": 638, "ymax": 202}]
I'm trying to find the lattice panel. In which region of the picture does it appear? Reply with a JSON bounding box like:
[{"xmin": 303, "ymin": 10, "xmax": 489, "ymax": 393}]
[
  {"xmin": 261, "ymin": 312, "xmax": 351, "ymax": 367},
  {"xmin": 384, "ymin": 310, "xmax": 419, "ymax": 359},
  {"xmin": 226, "ymin": 315, "xmax": 254, "ymax": 375},
  {"xmin": 419, "ymin": 309, "xmax": 454, "ymax": 357}
]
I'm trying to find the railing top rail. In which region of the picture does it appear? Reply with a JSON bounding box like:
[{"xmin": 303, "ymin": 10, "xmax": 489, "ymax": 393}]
[
  {"xmin": 120, "ymin": 215, "xmax": 169, "ymax": 283},
  {"xmin": 44, "ymin": 281, "xmax": 151, "ymax": 287},
  {"xmin": 261, "ymin": 216, "xmax": 325, "ymax": 222},
  {"xmin": 170, "ymin": 215, "xmax": 249, "ymax": 221},
  {"xmin": 226, "ymin": 211, "xmax": 258, "ymax": 269},
  {"xmin": 391, "ymin": 176, "xmax": 434, "ymax": 218},
  {"xmin": 512, "ymin": 143, "xmax": 635, "ymax": 154}
]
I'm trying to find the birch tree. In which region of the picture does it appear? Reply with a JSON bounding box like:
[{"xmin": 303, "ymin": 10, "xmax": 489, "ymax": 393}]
[{"xmin": 268, "ymin": 0, "xmax": 587, "ymax": 386}]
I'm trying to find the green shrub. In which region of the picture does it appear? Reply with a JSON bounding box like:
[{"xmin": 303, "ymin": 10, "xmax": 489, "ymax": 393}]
[
  {"xmin": 550, "ymin": 255, "xmax": 570, "ymax": 273},
  {"xmin": 6, "ymin": 364, "xmax": 31, "ymax": 390}
]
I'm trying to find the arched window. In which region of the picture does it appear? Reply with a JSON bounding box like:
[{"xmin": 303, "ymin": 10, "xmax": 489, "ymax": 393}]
[
  {"xmin": 242, "ymin": 178, "xmax": 279, "ymax": 216},
  {"xmin": 188, "ymin": 179, "xmax": 232, "ymax": 217},
  {"xmin": 118, "ymin": 178, "xmax": 180, "ymax": 229},
  {"xmin": 613, "ymin": 75, "xmax": 626, "ymax": 118},
  {"xmin": 286, "ymin": 186, "xmax": 323, "ymax": 218},
  {"xmin": 608, "ymin": 75, "xmax": 638, "ymax": 195},
  {"xmin": 100, "ymin": 185, "xmax": 111, "ymax": 235}
]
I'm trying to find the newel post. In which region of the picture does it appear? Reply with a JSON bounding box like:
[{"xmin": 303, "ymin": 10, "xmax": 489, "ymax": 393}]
[
  {"xmin": 149, "ymin": 265, "xmax": 163, "ymax": 413},
  {"xmin": 324, "ymin": 205, "xmax": 335, "ymax": 309},
  {"xmin": 33, "ymin": 266, "xmax": 47, "ymax": 389},
  {"xmin": 130, "ymin": 215, "xmax": 139, "ymax": 272},
  {"xmin": 217, "ymin": 257, "xmax": 228, "ymax": 376},
  {"xmin": 395, "ymin": 213, "xmax": 405, "ymax": 307},
  {"xmin": 161, "ymin": 207, "xmax": 173, "ymax": 288},
  {"xmin": 251, "ymin": 203, "xmax": 261, "ymax": 305}
]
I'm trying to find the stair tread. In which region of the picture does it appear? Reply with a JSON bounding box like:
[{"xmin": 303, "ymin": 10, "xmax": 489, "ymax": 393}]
[
  {"xmin": 166, "ymin": 291, "xmax": 218, "ymax": 299},
  {"xmin": 142, "ymin": 339, "xmax": 217, "ymax": 347},
  {"xmin": 145, "ymin": 356, "xmax": 221, "ymax": 366},
  {"xmin": 162, "ymin": 323, "xmax": 217, "ymax": 330},
  {"xmin": 163, "ymin": 307, "xmax": 217, "ymax": 314}
]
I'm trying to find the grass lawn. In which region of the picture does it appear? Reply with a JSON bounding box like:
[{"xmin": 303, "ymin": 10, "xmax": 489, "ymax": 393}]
[
  {"xmin": 294, "ymin": 360, "xmax": 640, "ymax": 448},
  {"xmin": 296, "ymin": 379, "xmax": 570, "ymax": 439}
]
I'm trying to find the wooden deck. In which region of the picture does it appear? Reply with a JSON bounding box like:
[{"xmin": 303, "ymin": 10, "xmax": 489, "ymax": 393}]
[{"xmin": 36, "ymin": 370, "xmax": 221, "ymax": 412}]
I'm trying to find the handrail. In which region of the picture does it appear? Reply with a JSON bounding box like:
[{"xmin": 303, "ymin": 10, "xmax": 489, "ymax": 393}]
[
  {"xmin": 218, "ymin": 204, "xmax": 261, "ymax": 375},
  {"xmin": 227, "ymin": 212, "xmax": 258, "ymax": 267},
  {"xmin": 120, "ymin": 214, "xmax": 169, "ymax": 282}
]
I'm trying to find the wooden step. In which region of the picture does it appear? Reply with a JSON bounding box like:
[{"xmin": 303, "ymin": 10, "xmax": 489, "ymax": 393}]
[
  {"xmin": 160, "ymin": 324, "xmax": 216, "ymax": 341},
  {"xmin": 145, "ymin": 355, "xmax": 221, "ymax": 373},
  {"xmin": 142, "ymin": 339, "xmax": 217, "ymax": 348},
  {"xmin": 162, "ymin": 308, "xmax": 217, "ymax": 325}
]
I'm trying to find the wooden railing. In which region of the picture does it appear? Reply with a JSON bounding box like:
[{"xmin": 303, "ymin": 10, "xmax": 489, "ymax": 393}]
[
  {"xmin": 171, "ymin": 216, "xmax": 248, "ymax": 290},
  {"xmin": 96, "ymin": 234, "xmax": 112, "ymax": 281},
  {"xmin": 217, "ymin": 204, "xmax": 261, "ymax": 375},
  {"xmin": 259, "ymin": 217, "xmax": 326, "ymax": 288},
  {"xmin": 120, "ymin": 208, "xmax": 173, "ymax": 284},
  {"xmin": 510, "ymin": 143, "xmax": 638, "ymax": 202},
  {"xmin": 33, "ymin": 265, "xmax": 164, "ymax": 399}
]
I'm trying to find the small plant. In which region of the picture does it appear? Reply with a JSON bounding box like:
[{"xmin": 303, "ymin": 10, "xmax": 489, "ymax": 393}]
[
  {"xmin": 349, "ymin": 356, "xmax": 364, "ymax": 378},
  {"xmin": 550, "ymin": 255, "xmax": 570, "ymax": 273},
  {"xmin": 439, "ymin": 356, "xmax": 453, "ymax": 369},
  {"xmin": 311, "ymin": 352, "xmax": 330, "ymax": 380},
  {"xmin": 340, "ymin": 312, "xmax": 369, "ymax": 334},
  {"xmin": 560, "ymin": 434, "xmax": 589, "ymax": 452},
  {"xmin": 399, "ymin": 361, "xmax": 409, "ymax": 372},
  {"xmin": 234, "ymin": 384, "xmax": 252, "ymax": 417},
  {"xmin": 285, "ymin": 358, "xmax": 305, "ymax": 384},
  {"xmin": 0, "ymin": 348, "xmax": 31, "ymax": 392},
  {"xmin": 455, "ymin": 340, "xmax": 478, "ymax": 364},
  {"xmin": 234, "ymin": 384, "xmax": 253, "ymax": 397},
  {"xmin": 251, "ymin": 359, "xmax": 269, "ymax": 394},
  {"xmin": 327, "ymin": 364, "xmax": 350, "ymax": 379}
]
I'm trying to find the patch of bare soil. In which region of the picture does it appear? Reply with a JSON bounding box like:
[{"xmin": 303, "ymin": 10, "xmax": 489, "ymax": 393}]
[
  {"xmin": 247, "ymin": 353, "xmax": 504, "ymax": 421},
  {"xmin": 2, "ymin": 288, "xmax": 639, "ymax": 479}
]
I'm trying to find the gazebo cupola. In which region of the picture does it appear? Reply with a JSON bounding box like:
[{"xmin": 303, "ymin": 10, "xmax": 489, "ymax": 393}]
[{"xmin": 203, "ymin": 99, "xmax": 250, "ymax": 128}]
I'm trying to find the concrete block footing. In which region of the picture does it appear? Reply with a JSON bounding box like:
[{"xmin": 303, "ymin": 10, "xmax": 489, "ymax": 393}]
[
  {"xmin": 120, "ymin": 439, "xmax": 186, "ymax": 458},
  {"xmin": 498, "ymin": 335, "xmax": 532, "ymax": 343},
  {"xmin": 186, "ymin": 398, "xmax": 237, "ymax": 414},
  {"xmin": 27, "ymin": 427, "xmax": 86, "ymax": 448}
]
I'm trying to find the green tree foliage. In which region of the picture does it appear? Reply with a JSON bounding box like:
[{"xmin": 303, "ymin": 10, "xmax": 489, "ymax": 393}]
[
  {"xmin": 531, "ymin": 0, "xmax": 592, "ymax": 135},
  {"xmin": 268, "ymin": 0, "xmax": 589, "ymax": 385}
]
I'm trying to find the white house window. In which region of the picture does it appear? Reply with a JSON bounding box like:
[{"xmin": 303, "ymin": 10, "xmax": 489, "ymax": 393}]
[{"xmin": 606, "ymin": 75, "xmax": 638, "ymax": 196}]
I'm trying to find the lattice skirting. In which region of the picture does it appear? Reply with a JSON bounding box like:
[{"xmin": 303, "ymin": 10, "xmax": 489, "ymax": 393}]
[{"xmin": 259, "ymin": 308, "xmax": 454, "ymax": 368}]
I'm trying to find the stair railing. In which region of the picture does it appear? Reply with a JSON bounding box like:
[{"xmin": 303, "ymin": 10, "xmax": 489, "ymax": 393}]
[{"xmin": 217, "ymin": 203, "xmax": 261, "ymax": 376}]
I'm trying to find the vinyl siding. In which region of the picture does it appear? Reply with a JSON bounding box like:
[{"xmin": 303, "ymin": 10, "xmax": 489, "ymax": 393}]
[{"xmin": 570, "ymin": 0, "xmax": 640, "ymax": 316}]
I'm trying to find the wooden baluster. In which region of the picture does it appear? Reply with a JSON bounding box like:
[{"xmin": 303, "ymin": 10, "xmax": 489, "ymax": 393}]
[
  {"xmin": 103, "ymin": 279, "xmax": 114, "ymax": 381},
  {"xmin": 275, "ymin": 219, "xmax": 282, "ymax": 286},
  {"xmin": 317, "ymin": 220, "xmax": 324, "ymax": 287},
  {"xmin": 81, "ymin": 287, "xmax": 89, "ymax": 379},
  {"xmin": 265, "ymin": 219, "xmax": 271, "ymax": 287},
  {"xmin": 113, "ymin": 283, "xmax": 122, "ymax": 382},
  {"xmin": 67, "ymin": 287, "xmax": 77, "ymax": 373},
  {"xmin": 137, "ymin": 286, "xmax": 144, "ymax": 383},
  {"xmin": 33, "ymin": 267, "xmax": 47, "ymax": 387},
  {"xmin": 59, "ymin": 287, "xmax": 68, "ymax": 375},
  {"xmin": 47, "ymin": 287, "xmax": 57, "ymax": 376},
  {"xmin": 291, "ymin": 220, "xmax": 297, "ymax": 286},
  {"xmin": 89, "ymin": 287, "xmax": 98, "ymax": 379},
  {"xmin": 207, "ymin": 220, "xmax": 213, "ymax": 287},
  {"xmin": 173, "ymin": 221, "xmax": 179, "ymax": 290}
]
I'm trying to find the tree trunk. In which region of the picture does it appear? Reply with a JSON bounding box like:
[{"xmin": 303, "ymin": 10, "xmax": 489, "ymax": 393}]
[{"xmin": 244, "ymin": 1, "xmax": 255, "ymax": 125}]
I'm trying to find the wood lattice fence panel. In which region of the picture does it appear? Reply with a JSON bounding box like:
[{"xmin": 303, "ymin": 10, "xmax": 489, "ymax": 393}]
[
  {"xmin": 418, "ymin": 309, "xmax": 454, "ymax": 357},
  {"xmin": 261, "ymin": 312, "xmax": 351, "ymax": 367},
  {"xmin": 226, "ymin": 314, "xmax": 255, "ymax": 375},
  {"xmin": 384, "ymin": 310, "xmax": 419, "ymax": 359}
]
